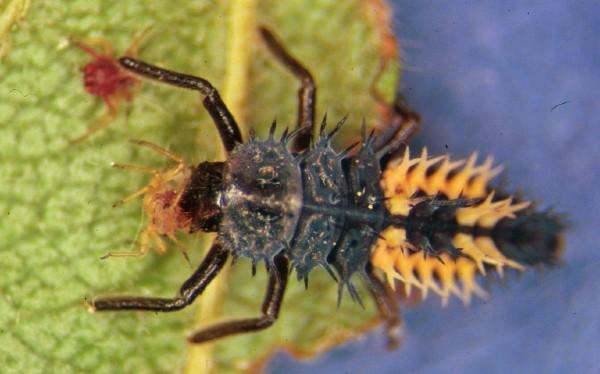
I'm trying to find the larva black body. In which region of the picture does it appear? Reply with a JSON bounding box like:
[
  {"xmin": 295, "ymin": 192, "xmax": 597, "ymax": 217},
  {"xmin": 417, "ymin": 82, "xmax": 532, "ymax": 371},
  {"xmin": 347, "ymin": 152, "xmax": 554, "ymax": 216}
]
[{"xmin": 88, "ymin": 26, "xmax": 565, "ymax": 346}]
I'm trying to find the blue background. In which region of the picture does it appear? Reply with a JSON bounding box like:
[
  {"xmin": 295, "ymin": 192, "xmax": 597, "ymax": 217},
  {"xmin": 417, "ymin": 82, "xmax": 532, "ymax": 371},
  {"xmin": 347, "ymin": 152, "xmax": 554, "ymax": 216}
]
[{"xmin": 271, "ymin": 1, "xmax": 600, "ymax": 373}]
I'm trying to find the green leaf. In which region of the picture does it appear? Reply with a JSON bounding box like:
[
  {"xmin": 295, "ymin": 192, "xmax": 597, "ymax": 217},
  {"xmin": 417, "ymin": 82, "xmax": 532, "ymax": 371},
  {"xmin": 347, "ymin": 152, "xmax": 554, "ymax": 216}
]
[{"xmin": 0, "ymin": 1, "xmax": 400, "ymax": 372}]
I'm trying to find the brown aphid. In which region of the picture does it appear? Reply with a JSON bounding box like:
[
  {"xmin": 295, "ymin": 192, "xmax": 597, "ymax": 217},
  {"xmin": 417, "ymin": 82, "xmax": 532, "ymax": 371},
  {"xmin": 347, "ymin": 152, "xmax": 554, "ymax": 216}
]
[
  {"xmin": 102, "ymin": 139, "xmax": 192, "ymax": 262},
  {"xmin": 69, "ymin": 31, "xmax": 148, "ymax": 144}
]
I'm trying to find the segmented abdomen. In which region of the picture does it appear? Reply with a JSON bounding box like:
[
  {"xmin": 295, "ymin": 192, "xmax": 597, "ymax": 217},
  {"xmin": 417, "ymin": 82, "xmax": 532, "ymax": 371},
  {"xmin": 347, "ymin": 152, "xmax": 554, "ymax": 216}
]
[
  {"xmin": 290, "ymin": 135, "xmax": 347, "ymax": 283},
  {"xmin": 372, "ymin": 147, "xmax": 564, "ymax": 304}
]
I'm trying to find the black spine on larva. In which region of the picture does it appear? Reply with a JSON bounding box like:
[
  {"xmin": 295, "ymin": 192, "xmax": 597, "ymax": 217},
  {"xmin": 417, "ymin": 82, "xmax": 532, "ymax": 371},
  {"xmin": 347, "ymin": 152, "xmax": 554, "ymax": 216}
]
[
  {"xmin": 290, "ymin": 132, "xmax": 347, "ymax": 284},
  {"xmin": 218, "ymin": 132, "xmax": 303, "ymax": 265},
  {"xmin": 403, "ymin": 198, "xmax": 476, "ymax": 259},
  {"xmin": 490, "ymin": 208, "xmax": 565, "ymax": 265},
  {"xmin": 329, "ymin": 128, "xmax": 386, "ymax": 302},
  {"xmin": 392, "ymin": 196, "xmax": 565, "ymax": 268}
]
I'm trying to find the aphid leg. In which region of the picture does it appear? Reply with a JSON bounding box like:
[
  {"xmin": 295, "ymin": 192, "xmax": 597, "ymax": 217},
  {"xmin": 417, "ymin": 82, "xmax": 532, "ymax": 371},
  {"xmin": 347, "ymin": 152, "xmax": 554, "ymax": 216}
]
[
  {"xmin": 111, "ymin": 184, "xmax": 149, "ymax": 208},
  {"xmin": 128, "ymin": 138, "xmax": 184, "ymax": 163},
  {"xmin": 90, "ymin": 242, "xmax": 229, "ymax": 312},
  {"xmin": 121, "ymin": 29, "xmax": 150, "ymax": 112},
  {"xmin": 111, "ymin": 140, "xmax": 187, "ymax": 182},
  {"xmin": 374, "ymin": 97, "xmax": 421, "ymax": 159},
  {"xmin": 259, "ymin": 26, "xmax": 316, "ymax": 152},
  {"xmin": 69, "ymin": 109, "xmax": 118, "ymax": 145},
  {"xmin": 124, "ymin": 27, "xmax": 152, "ymax": 57},
  {"xmin": 188, "ymin": 254, "xmax": 289, "ymax": 344},
  {"xmin": 364, "ymin": 264, "xmax": 403, "ymax": 350},
  {"xmin": 111, "ymin": 162, "xmax": 159, "ymax": 175},
  {"xmin": 69, "ymin": 36, "xmax": 113, "ymax": 57},
  {"xmin": 118, "ymin": 57, "xmax": 243, "ymax": 153},
  {"xmin": 166, "ymin": 233, "xmax": 192, "ymax": 265},
  {"xmin": 100, "ymin": 225, "xmax": 162, "ymax": 260},
  {"xmin": 99, "ymin": 247, "xmax": 149, "ymax": 260},
  {"xmin": 102, "ymin": 95, "xmax": 118, "ymax": 114}
]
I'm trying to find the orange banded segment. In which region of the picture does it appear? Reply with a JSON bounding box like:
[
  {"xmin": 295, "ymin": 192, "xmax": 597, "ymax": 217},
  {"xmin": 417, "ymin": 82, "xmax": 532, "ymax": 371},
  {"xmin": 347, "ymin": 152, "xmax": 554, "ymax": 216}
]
[
  {"xmin": 372, "ymin": 147, "xmax": 532, "ymax": 304},
  {"xmin": 371, "ymin": 231, "xmax": 488, "ymax": 305}
]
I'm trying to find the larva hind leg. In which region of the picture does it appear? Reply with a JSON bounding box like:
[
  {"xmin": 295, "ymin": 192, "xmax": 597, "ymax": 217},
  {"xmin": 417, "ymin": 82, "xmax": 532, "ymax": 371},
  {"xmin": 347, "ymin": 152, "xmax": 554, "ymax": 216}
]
[
  {"xmin": 364, "ymin": 264, "xmax": 403, "ymax": 349},
  {"xmin": 188, "ymin": 254, "xmax": 289, "ymax": 344},
  {"xmin": 374, "ymin": 97, "xmax": 421, "ymax": 160}
]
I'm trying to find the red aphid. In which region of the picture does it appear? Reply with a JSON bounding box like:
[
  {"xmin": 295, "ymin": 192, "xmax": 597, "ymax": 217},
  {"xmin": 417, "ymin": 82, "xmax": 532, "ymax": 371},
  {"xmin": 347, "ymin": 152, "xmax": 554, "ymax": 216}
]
[
  {"xmin": 77, "ymin": 43, "xmax": 137, "ymax": 113},
  {"xmin": 69, "ymin": 33, "xmax": 147, "ymax": 144}
]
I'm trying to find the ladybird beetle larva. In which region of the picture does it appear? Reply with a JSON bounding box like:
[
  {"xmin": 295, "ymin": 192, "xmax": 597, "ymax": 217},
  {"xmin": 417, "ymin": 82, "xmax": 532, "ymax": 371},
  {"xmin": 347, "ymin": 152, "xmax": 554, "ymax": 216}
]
[{"xmin": 87, "ymin": 26, "xmax": 565, "ymax": 347}]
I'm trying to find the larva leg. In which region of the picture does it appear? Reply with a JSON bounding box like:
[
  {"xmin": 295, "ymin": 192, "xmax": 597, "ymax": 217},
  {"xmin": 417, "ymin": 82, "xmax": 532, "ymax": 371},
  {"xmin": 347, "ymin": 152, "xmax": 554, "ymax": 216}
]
[
  {"xmin": 364, "ymin": 264, "xmax": 403, "ymax": 349},
  {"xmin": 118, "ymin": 57, "xmax": 243, "ymax": 153},
  {"xmin": 188, "ymin": 254, "xmax": 289, "ymax": 344},
  {"xmin": 259, "ymin": 26, "xmax": 316, "ymax": 153},
  {"xmin": 374, "ymin": 97, "xmax": 421, "ymax": 159},
  {"xmin": 89, "ymin": 243, "xmax": 228, "ymax": 312}
]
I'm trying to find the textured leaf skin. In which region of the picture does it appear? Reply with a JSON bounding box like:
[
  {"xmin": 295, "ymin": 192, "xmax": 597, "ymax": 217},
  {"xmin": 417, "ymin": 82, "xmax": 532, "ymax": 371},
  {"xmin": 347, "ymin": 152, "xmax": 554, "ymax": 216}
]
[{"xmin": 0, "ymin": 1, "xmax": 398, "ymax": 373}]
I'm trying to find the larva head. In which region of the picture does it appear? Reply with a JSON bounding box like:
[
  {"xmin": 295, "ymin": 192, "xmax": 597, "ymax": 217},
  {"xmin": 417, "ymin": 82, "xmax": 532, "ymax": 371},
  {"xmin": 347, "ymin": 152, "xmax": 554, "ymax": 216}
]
[
  {"xmin": 179, "ymin": 161, "xmax": 224, "ymax": 233},
  {"xmin": 111, "ymin": 142, "xmax": 224, "ymax": 257}
]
